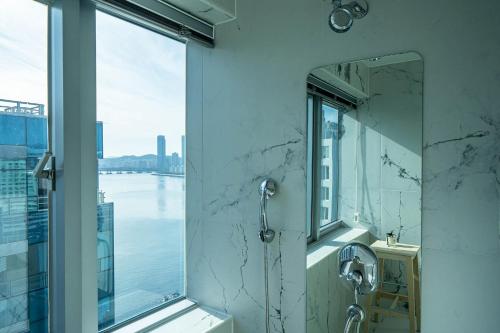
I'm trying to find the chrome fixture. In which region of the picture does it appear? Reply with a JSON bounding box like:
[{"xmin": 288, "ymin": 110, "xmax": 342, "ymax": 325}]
[
  {"xmin": 258, "ymin": 178, "xmax": 277, "ymax": 333},
  {"xmin": 329, "ymin": 0, "xmax": 369, "ymax": 33},
  {"xmin": 259, "ymin": 179, "xmax": 276, "ymax": 243},
  {"xmin": 338, "ymin": 242, "xmax": 378, "ymax": 332}
]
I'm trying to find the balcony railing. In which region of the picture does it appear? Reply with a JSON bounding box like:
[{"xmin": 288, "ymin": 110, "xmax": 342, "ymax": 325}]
[{"xmin": 0, "ymin": 98, "xmax": 44, "ymax": 116}]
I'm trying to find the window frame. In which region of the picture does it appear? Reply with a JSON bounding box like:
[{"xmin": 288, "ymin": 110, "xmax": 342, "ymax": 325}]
[
  {"xmin": 94, "ymin": 7, "xmax": 188, "ymax": 333},
  {"xmin": 44, "ymin": 0, "xmax": 194, "ymax": 331},
  {"xmin": 307, "ymin": 92, "xmax": 345, "ymax": 244}
]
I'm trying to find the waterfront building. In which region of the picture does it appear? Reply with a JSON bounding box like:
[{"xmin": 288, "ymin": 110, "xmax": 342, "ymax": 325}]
[
  {"xmin": 0, "ymin": 99, "xmax": 115, "ymax": 332},
  {"xmin": 0, "ymin": 99, "xmax": 49, "ymax": 332}
]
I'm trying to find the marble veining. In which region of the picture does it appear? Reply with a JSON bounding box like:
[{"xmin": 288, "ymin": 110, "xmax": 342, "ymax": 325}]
[
  {"xmin": 339, "ymin": 60, "xmax": 423, "ymax": 246},
  {"xmin": 306, "ymin": 228, "xmax": 370, "ymax": 333},
  {"xmin": 381, "ymin": 151, "xmax": 422, "ymax": 186},
  {"xmin": 185, "ymin": 0, "xmax": 500, "ymax": 331}
]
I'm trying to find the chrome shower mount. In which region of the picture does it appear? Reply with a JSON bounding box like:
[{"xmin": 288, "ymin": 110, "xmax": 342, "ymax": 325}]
[
  {"xmin": 338, "ymin": 242, "xmax": 378, "ymax": 333},
  {"xmin": 258, "ymin": 179, "xmax": 276, "ymax": 243},
  {"xmin": 329, "ymin": 0, "xmax": 369, "ymax": 33}
]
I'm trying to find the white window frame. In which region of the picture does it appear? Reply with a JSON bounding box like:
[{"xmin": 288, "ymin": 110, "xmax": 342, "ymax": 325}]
[
  {"xmin": 44, "ymin": 0, "xmax": 201, "ymax": 331},
  {"xmin": 49, "ymin": 1, "xmax": 98, "ymax": 332},
  {"xmin": 306, "ymin": 92, "xmax": 344, "ymax": 244}
]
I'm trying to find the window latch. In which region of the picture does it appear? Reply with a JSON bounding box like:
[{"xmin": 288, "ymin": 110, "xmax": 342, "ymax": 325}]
[{"xmin": 33, "ymin": 151, "xmax": 56, "ymax": 191}]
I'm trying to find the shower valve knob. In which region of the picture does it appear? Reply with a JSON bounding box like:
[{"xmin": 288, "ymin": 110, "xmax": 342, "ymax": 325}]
[{"xmin": 259, "ymin": 229, "xmax": 275, "ymax": 243}]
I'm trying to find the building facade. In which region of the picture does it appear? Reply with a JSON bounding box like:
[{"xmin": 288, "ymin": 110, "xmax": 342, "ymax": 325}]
[{"xmin": 0, "ymin": 99, "xmax": 115, "ymax": 332}]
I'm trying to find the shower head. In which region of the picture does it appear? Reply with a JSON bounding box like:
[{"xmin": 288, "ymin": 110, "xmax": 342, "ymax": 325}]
[
  {"xmin": 259, "ymin": 179, "xmax": 277, "ymax": 198},
  {"xmin": 329, "ymin": 0, "xmax": 368, "ymax": 33}
]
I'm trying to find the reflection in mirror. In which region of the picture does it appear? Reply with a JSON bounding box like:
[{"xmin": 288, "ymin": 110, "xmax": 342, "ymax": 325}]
[{"xmin": 306, "ymin": 52, "xmax": 422, "ymax": 333}]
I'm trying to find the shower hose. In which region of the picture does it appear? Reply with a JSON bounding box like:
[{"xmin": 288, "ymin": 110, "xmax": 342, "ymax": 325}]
[
  {"xmin": 344, "ymin": 315, "xmax": 361, "ymax": 333},
  {"xmin": 264, "ymin": 242, "xmax": 271, "ymax": 333}
]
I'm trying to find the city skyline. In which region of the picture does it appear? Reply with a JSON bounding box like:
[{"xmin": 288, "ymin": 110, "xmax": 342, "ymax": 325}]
[{"xmin": 1, "ymin": 0, "xmax": 186, "ymax": 157}]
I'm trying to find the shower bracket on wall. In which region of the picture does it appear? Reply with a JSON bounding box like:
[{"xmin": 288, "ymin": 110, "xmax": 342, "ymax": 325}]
[{"xmin": 259, "ymin": 179, "xmax": 277, "ymax": 243}]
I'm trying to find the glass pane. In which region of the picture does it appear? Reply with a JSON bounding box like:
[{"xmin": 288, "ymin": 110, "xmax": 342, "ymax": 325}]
[
  {"xmin": 0, "ymin": 1, "xmax": 49, "ymax": 332},
  {"xmin": 96, "ymin": 11, "xmax": 186, "ymax": 329},
  {"xmin": 320, "ymin": 103, "xmax": 339, "ymax": 227}
]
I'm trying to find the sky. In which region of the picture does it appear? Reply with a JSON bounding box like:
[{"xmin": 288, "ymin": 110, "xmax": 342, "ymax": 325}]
[{"xmin": 0, "ymin": 0, "xmax": 186, "ymax": 157}]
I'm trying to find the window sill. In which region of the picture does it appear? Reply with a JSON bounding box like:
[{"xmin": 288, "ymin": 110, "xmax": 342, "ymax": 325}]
[
  {"xmin": 111, "ymin": 299, "xmax": 233, "ymax": 333},
  {"xmin": 307, "ymin": 227, "xmax": 369, "ymax": 270}
]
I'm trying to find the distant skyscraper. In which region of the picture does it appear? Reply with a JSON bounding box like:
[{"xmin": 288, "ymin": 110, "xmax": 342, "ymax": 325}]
[
  {"xmin": 181, "ymin": 135, "xmax": 186, "ymax": 173},
  {"xmin": 157, "ymin": 135, "xmax": 166, "ymax": 173},
  {"xmin": 172, "ymin": 152, "xmax": 180, "ymax": 173},
  {"xmin": 97, "ymin": 121, "xmax": 104, "ymax": 159}
]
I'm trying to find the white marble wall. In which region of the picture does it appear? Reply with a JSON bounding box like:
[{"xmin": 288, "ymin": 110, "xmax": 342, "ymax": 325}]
[
  {"xmin": 339, "ymin": 59, "xmax": 423, "ymax": 247},
  {"xmin": 186, "ymin": 42, "xmax": 307, "ymax": 333},
  {"xmin": 186, "ymin": 0, "xmax": 500, "ymax": 332},
  {"xmin": 306, "ymin": 228, "xmax": 370, "ymax": 333}
]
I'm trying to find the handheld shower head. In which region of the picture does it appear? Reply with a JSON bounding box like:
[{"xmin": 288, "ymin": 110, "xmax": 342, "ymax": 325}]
[
  {"xmin": 329, "ymin": 0, "xmax": 369, "ymax": 33},
  {"xmin": 259, "ymin": 179, "xmax": 277, "ymax": 243},
  {"xmin": 259, "ymin": 179, "xmax": 277, "ymax": 198}
]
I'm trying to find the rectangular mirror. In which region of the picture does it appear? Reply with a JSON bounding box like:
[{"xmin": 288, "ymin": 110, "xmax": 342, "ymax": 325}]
[{"xmin": 306, "ymin": 52, "xmax": 422, "ymax": 333}]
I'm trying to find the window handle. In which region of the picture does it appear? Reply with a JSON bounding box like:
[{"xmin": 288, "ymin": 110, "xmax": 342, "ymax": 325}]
[{"xmin": 33, "ymin": 151, "xmax": 56, "ymax": 191}]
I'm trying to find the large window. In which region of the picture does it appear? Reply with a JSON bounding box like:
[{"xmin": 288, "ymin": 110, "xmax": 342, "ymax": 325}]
[
  {"xmin": 307, "ymin": 93, "xmax": 342, "ymax": 242},
  {"xmin": 0, "ymin": 1, "xmax": 49, "ymax": 332},
  {"xmin": 96, "ymin": 10, "xmax": 186, "ymax": 330}
]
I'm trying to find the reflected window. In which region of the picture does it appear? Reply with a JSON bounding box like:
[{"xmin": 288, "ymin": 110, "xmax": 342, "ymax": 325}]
[
  {"xmin": 321, "ymin": 146, "xmax": 329, "ymax": 159},
  {"xmin": 321, "ymin": 187, "xmax": 329, "ymax": 200},
  {"xmin": 321, "ymin": 165, "xmax": 330, "ymax": 180},
  {"xmin": 307, "ymin": 92, "xmax": 343, "ymax": 241},
  {"xmin": 320, "ymin": 207, "xmax": 329, "ymax": 220}
]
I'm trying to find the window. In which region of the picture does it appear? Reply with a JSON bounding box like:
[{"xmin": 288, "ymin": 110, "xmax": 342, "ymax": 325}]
[
  {"xmin": 321, "ymin": 146, "xmax": 329, "ymax": 159},
  {"xmin": 321, "ymin": 165, "xmax": 330, "ymax": 180},
  {"xmin": 0, "ymin": 1, "xmax": 49, "ymax": 332},
  {"xmin": 307, "ymin": 93, "xmax": 342, "ymax": 242},
  {"xmin": 321, "ymin": 186, "xmax": 330, "ymax": 200},
  {"xmin": 320, "ymin": 207, "xmax": 329, "ymax": 220},
  {"xmin": 96, "ymin": 11, "xmax": 186, "ymax": 330}
]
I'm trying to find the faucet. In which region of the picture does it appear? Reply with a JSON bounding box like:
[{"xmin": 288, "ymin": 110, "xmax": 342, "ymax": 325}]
[{"xmin": 338, "ymin": 242, "xmax": 378, "ymax": 333}]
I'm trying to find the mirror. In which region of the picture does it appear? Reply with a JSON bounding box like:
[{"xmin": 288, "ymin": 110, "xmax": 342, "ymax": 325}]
[{"xmin": 306, "ymin": 52, "xmax": 422, "ymax": 333}]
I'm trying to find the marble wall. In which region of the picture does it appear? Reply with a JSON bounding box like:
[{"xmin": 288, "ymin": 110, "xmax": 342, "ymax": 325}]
[
  {"xmin": 185, "ymin": 0, "xmax": 500, "ymax": 332},
  {"xmin": 306, "ymin": 228, "xmax": 370, "ymax": 333},
  {"xmin": 186, "ymin": 42, "xmax": 307, "ymax": 333},
  {"xmin": 340, "ymin": 59, "xmax": 423, "ymax": 247}
]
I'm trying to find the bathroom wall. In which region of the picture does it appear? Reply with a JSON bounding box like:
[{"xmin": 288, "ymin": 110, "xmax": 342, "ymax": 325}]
[
  {"xmin": 186, "ymin": 0, "xmax": 500, "ymax": 332},
  {"xmin": 340, "ymin": 59, "xmax": 423, "ymax": 247},
  {"xmin": 306, "ymin": 228, "xmax": 369, "ymax": 333}
]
